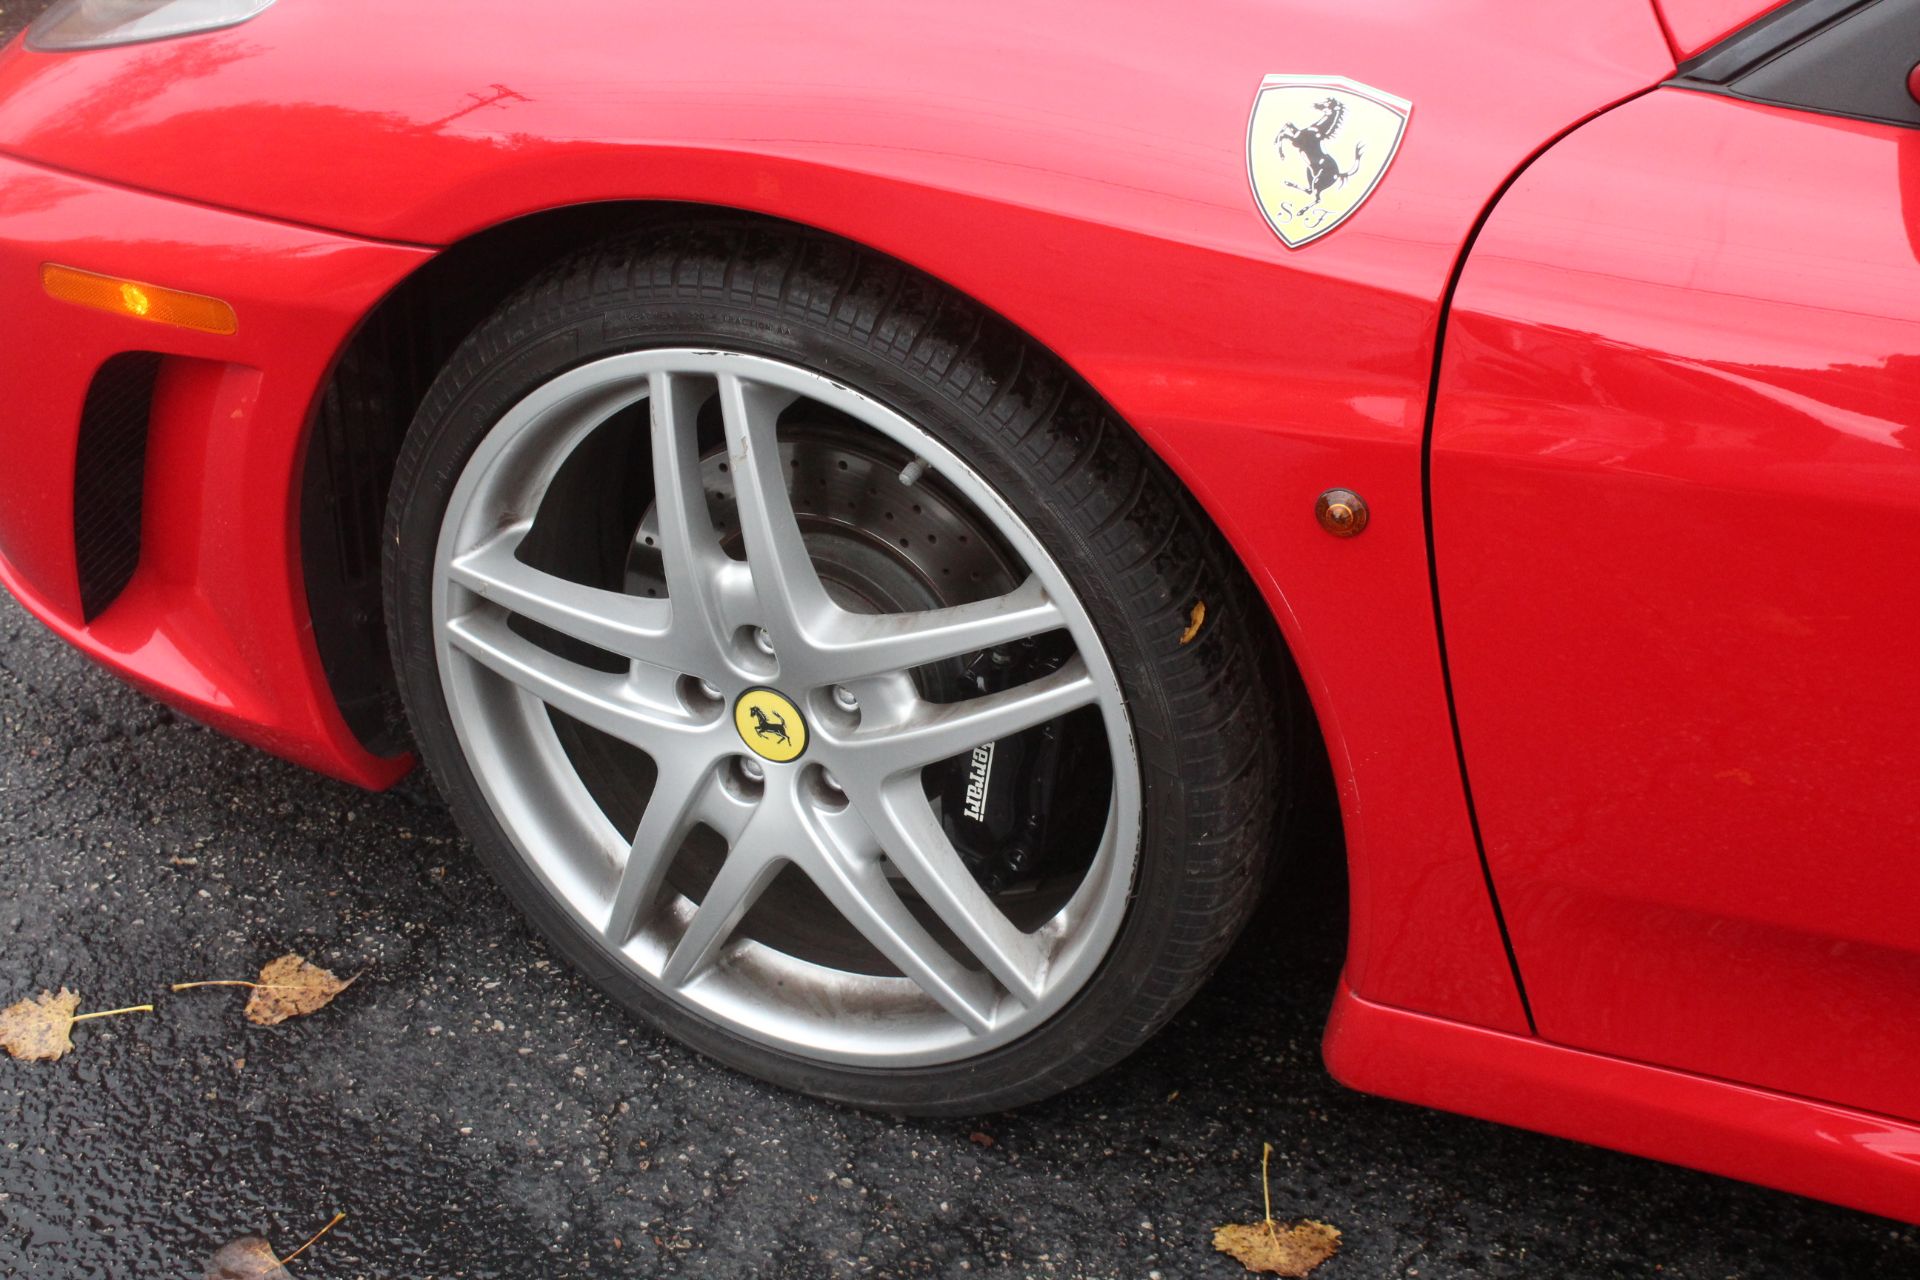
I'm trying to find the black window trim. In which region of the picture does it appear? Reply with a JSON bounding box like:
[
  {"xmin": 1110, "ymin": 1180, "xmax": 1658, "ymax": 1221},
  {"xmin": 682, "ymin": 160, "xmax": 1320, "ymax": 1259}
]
[{"xmin": 1666, "ymin": 0, "xmax": 1920, "ymax": 130}]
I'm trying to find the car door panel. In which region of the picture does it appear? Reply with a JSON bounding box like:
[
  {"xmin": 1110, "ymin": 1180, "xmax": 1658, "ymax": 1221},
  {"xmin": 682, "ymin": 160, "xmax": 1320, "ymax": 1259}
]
[{"xmin": 1432, "ymin": 86, "xmax": 1920, "ymax": 1120}]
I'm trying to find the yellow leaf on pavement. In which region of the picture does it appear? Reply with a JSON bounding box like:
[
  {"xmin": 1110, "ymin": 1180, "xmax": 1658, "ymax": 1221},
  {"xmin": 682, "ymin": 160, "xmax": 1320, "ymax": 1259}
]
[
  {"xmin": 1212, "ymin": 1220, "xmax": 1342, "ymax": 1277},
  {"xmin": 202, "ymin": 1236, "xmax": 286, "ymax": 1279},
  {"xmin": 243, "ymin": 954, "xmax": 353, "ymax": 1026},
  {"xmin": 0, "ymin": 987, "xmax": 79, "ymax": 1061},
  {"xmin": 203, "ymin": 1212, "xmax": 344, "ymax": 1278},
  {"xmin": 1214, "ymin": 1142, "xmax": 1341, "ymax": 1276},
  {"xmin": 0, "ymin": 988, "xmax": 153, "ymax": 1062},
  {"xmin": 172, "ymin": 954, "xmax": 357, "ymax": 1026}
]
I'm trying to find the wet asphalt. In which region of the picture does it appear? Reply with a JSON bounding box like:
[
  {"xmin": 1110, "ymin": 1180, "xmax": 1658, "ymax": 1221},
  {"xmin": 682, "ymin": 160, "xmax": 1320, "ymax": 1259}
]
[{"xmin": 6, "ymin": 585, "xmax": 1920, "ymax": 1280}]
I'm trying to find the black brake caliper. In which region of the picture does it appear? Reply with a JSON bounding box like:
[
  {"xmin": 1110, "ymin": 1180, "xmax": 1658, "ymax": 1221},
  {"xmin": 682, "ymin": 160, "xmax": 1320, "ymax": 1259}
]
[{"xmin": 936, "ymin": 638, "xmax": 1093, "ymax": 895}]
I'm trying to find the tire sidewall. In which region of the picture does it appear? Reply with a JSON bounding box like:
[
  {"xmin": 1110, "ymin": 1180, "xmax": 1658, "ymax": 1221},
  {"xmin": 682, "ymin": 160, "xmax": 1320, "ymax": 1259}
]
[{"xmin": 387, "ymin": 249, "xmax": 1247, "ymax": 1113}]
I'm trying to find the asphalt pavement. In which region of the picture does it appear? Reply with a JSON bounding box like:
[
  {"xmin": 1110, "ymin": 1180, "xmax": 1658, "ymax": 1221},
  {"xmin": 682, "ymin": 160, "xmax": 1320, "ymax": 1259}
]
[{"xmin": 4, "ymin": 584, "xmax": 1920, "ymax": 1280}]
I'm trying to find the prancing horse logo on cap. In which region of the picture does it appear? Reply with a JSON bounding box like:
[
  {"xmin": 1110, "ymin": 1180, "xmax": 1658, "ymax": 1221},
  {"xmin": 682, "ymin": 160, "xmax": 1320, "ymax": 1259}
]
[
  {"xmin": 1246, "ymin": 75, "xmax": 1411, "ymax": 248},
  {"xmin": 734, "ymin": 687, "xmax": 807, "ymax": 763}
]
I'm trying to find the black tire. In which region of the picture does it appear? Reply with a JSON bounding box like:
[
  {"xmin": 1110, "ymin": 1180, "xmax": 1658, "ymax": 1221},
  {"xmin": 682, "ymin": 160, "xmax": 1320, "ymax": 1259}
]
[{"xmin": 383, "ymin": 221, "xmax": 1288, "ymax": 1113}]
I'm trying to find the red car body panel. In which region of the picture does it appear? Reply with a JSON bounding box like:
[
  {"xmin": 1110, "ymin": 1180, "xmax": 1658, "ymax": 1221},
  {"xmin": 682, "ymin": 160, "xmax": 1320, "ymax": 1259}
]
[
  {"xmin": 1326, "ymin": 982, "xmax": 1920, "ymax": 1227},
  {"xmin": 1650, "ymin": 0, "xmax": 1789, "ymax": 57},
  {"xmin": 1, "ymin": 0, "xmax": 1916, "ymax": 1224},
  {"xmin": 0, "ymin": 154, "xmax": 423, "ymax": 785},
  {"xmin": 0, "ymin": 0, "xmax": 1678, "ymax": 1037},
  {"xmin": 1432, "ymin": 87, "xmax": 1920, "ymax": 1125}
]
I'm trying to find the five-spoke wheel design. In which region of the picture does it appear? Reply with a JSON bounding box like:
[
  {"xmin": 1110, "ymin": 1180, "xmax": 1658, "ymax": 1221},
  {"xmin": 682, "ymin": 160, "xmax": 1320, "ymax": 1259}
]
[{"xmin": 431, "ymin": 350, "xmax": 1140, "ymax": 1066}]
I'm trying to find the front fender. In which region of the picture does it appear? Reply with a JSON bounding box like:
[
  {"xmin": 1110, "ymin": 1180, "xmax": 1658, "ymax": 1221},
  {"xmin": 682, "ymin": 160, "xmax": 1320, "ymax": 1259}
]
[{"xmin": 0, "ymin": 0, "xmax": 1675, "ymax": 1029}]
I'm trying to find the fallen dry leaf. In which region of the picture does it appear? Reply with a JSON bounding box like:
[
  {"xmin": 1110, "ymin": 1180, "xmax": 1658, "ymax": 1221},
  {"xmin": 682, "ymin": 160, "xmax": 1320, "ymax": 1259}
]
[
  {"xmin": 202, "ymin": 1236, "xmax": 286, "ymax": 1279},
  {"xmin": 1179, "ymin": 599, "xmax": 1207, "ymax": 644},
  {"xmin": 1212, "ymin": 1220, "xmax": 1342, "ymax": 1277},
  {"xmin": 203, "ymin": 1212, "xmax": 344, "ymax": 1279},
  {"xmin": 1214, "ymin": 1142, "xmax": 1341, "ymax": 1277},
  {"xmin": 244, "ymin": 954, "xmax": 353, "ymax": 1025},
  {"xmin": 0, "ymin": 988, "xmax": 153, "ymax": 1062},
  {"xmin": 172, "ymin": 954, "xmax": 357, "ymax": 1026},
  {"xmin": 0, "ymin": 988, "xmax": 79, "ymax": 1062}
]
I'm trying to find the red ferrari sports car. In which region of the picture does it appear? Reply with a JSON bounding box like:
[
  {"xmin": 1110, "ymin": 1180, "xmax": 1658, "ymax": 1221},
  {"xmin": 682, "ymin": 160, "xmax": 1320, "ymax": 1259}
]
[{"xmin": 1, "ymin": 0, "xmax": 1916, "ymax": 1224}]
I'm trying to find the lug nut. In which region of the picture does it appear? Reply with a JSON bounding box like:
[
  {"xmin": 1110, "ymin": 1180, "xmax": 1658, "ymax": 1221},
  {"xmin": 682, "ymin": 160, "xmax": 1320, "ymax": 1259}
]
[
  {"xmin": 697, "ymin": 679, "xmax": 722, "ymax": 701},
  {"xmin": 738, "ymin": 758, "xmax": 765, "ymax": 783},
  {"xmin": 753, "ymin": 627, "xmax": 776, "ymax": 657},
  {"xmin": 832, "ymin": 686, "xmax": 859, "ymax": 712}
]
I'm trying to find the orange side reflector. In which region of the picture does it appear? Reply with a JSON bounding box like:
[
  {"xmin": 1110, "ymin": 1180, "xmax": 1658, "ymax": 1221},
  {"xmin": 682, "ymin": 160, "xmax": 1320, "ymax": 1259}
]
[{"xmin": 41, "ymin": 263, "xmax": 237, "ymax": 336}]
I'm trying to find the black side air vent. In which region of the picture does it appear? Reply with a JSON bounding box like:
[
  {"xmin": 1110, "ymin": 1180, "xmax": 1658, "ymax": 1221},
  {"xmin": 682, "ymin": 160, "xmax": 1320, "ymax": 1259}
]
[{"xmin": 72, "ymin": 352, "xmax": 161, "ymax": 621}]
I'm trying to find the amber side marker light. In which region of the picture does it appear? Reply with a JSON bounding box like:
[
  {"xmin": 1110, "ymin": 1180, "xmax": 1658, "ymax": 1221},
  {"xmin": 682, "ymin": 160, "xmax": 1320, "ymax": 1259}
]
[{"xmin": 41, "ymin": 263, "xmax": 237, "ymax": 336}]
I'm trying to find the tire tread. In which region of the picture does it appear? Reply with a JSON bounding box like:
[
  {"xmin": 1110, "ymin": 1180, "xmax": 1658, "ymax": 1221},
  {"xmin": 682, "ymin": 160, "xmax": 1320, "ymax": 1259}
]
[{"xmin": 385, "ymin": 220, "xmax": 1288, "ymax": 1114}]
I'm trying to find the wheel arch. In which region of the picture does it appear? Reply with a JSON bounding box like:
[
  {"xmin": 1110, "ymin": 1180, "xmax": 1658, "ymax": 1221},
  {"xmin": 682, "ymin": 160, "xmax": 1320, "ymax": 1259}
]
[{"xmin": 298, "ymin": 200, "xmax": 1339, "ymax": 888}]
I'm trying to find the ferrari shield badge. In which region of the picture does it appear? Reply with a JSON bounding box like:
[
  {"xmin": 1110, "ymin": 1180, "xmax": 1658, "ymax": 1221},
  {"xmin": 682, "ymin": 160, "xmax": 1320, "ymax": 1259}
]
[{"xmin": 1247, "ymin": 75, "xmax": 1410, "ymax": 248}]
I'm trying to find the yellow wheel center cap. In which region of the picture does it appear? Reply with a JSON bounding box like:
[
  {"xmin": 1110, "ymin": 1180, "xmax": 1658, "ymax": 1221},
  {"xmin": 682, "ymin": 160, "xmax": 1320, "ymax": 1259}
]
[{"xmin": 734, "ymin": 687, "xmax": 807, "ymax": 762}]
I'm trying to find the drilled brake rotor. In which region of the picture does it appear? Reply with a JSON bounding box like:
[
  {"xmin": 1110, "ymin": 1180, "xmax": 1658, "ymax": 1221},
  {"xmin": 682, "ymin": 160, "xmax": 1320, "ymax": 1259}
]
[{"xmin": 627, "ymin": 421, "xmax": 1020, "ymax": 634}]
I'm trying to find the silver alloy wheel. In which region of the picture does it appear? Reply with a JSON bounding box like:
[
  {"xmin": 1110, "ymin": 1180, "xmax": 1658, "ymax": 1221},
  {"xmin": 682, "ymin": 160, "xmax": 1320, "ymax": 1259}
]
[{"xmin": 431, "ymin": 349, "xmax": 1140, "ymax": 1066}]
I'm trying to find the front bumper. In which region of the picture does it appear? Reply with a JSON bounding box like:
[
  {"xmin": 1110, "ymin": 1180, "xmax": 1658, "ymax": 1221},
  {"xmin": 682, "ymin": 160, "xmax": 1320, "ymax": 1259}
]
[{"xmin": 0, "ymin": 151, "xmax": 430, "ymax": 786}]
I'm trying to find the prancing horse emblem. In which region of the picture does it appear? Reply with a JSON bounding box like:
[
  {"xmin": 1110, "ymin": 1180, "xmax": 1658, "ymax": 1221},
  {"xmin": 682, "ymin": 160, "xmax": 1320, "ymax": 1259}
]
[
  {"xmin": 1247, "ymin": 75, "xmax": 1411, "ymax": 248},
  {"xmin": 747, "ymin": 705, "xmax": 790, "ymax": 747},
  {"xmin": 1276, "ymin": 98, "xmax": 1366, "ymax": 205},
  {"xmin": 733, "ymin": 688, "xmax": 807, "ymax": 762}
]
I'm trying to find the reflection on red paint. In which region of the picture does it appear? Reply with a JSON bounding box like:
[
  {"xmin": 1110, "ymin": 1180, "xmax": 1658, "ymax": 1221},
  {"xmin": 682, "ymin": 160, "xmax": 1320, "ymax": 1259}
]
[{"xmin": 1434, "ymin": 87, "xmax": 1920, "ymax": 1124}]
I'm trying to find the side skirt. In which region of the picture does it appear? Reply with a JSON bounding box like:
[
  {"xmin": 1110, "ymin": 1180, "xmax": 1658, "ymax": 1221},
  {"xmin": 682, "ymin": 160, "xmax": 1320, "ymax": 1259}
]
[{"xmin": 1324, "ymin": 979, "xmax": 1920, "ymax": 1224}]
